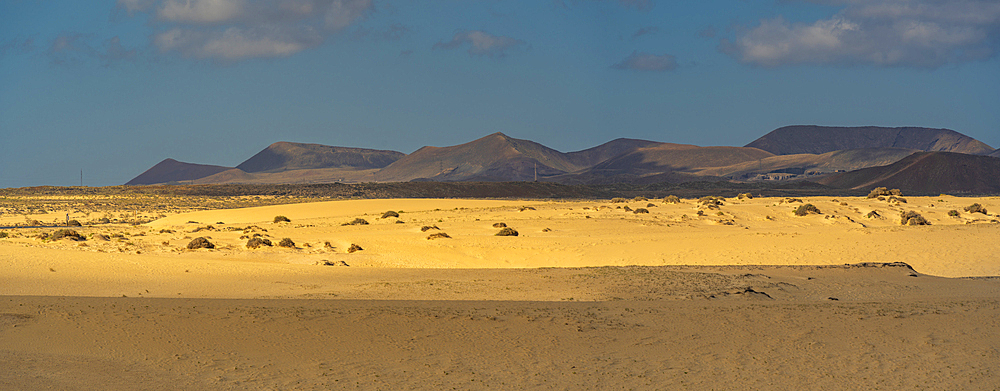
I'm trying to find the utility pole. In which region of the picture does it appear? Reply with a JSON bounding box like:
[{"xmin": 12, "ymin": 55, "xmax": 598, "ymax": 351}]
[
  {"xmin": 534, "ymin": 162, "xmax": 537, "ymax": 182},
  {"xmin": 80, "ymin": 169, "xmax": 83, "ymax": 187}
]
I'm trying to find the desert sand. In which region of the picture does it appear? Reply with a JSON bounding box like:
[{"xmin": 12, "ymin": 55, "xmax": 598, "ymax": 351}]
[{"xmin": 2, "ymin": 194, "xmax": 1000, "ymax": 389}]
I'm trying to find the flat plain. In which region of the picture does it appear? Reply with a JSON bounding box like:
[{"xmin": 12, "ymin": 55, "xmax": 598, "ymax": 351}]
[{"xmin": 2, "ymin": 193, "xmax": 999, "ymax": 389}]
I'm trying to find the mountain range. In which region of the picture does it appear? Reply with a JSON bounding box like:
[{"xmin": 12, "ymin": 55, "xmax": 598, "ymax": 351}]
[{"xmin": 126, "ymin": 126, "xmax": 999, "ymax": 194}]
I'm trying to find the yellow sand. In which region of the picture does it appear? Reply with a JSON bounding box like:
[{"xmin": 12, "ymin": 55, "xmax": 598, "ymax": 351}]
[{"xmin": 2, "ymin": 195, "xmax": 999, "ymax": 389}]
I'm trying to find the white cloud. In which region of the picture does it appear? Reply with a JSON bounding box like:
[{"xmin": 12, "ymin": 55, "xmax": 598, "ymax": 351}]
[
  {"xmin": 433, "ymin": 30, "xmax": 526, "ymax": 58},
  {"xmin": 157, "ymin": 0, "xmax": 245, "ymax": 24},
  {"xmin": 118, "ymin": 0, "xmax": 376, "ymax": 61},
  {"xmin": 721, "ymin": 0, "xmax": 1000, "ymax": 68},
  {"xmin": 611, "ymin": 51, "xmax": 678, "ymax": 71},
  {"xmin": 155, "ymin": 26, "xmax": 321, "ymax": 60}
]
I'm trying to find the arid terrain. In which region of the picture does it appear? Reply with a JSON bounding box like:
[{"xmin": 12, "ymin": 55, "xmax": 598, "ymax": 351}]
[{"xmin": 2, "ymin": 191, "xmax": 1000, "ymax": 389}]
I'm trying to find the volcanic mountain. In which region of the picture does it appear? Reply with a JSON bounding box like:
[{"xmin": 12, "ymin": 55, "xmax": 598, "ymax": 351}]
[
  {"xmin": 990, "ymin": 149, "xmax": 1000, "ymax": 158},
  {"xmin": 125, "ymin": 159, "xmax": 233, "ymax": 186},
  {"xmin": 374, "ymin": 133, "xmax": 583, "ymax": 182},
  {"xmin": 236, "ymin": 142, "xmax": 404, "ymax": 173},
  {"xmin": 817, "ymin": 152, "xmax": 1000, "ymax": 194},
  {"xmin": 746, "ymin": 126, "xmax": 994, "ymax": 156}
]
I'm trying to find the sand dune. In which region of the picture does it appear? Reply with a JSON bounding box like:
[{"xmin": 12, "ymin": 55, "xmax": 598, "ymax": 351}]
[{"xmin": 2, "ymin": 195, "xmax": 999, "ymax": 389}]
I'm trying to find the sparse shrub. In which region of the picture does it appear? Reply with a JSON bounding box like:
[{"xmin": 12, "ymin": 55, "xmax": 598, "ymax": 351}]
[
  {"xmin": 187, "ymin": 237, "xmax": 214, "ymax": 249},
  {"xmin": 663, "ymin": 195, "xmax": 681, "ymax": 204},
  {"xmin": 646, "ymin": 203, "xmax": 656, "ymax": 208},
  {"xmin": 51, "ymin": 229, "xmax": 84, "ymax": 241},
  {"xmin": 496, "ymin": 227, "xmax": 519, "ymax": 236},
  {"xmin": 696, "ymin": 210, "xmax": 705, "ymax": 216},
  {"xmin": 159, "ymin": 229, "xmax": 175, "ymax": 234},
  {"xmin": 247, "ymin": 237, "xmax": 273, "ymax": 249},
  {"xmin": 343, "ymin": 218, "xmax": 369, "ymax": 226},
  {"xmin": 865, "ymin": 211, "xmax": 881, "ymax": 219},
  {"xmin": 93, "ymin": 234, "xmax": 110, "ymax": 241},
  {"xmin": 948, "ymin": 210, "xmax": 960, "ymax": 217},
  {"xmin": 277, "ymin": 238, "xmax": 295, "ymax": 248},
  {"xmin": 623, "ymin": 206, "xmax": 633, "ymax": 212},
  {"xmin": 965, "ymin": 203, "xmax": 988, "ymax": 214},
  {"xmin": 633, "ymin": 208, "xmax": 649, "ymax": 214},
  {"xmin": 493, "ymin": 222, "xmax": 507, "ymax": 228},
  {"xmin": 794, "ymin": 204, "xmax": 821, "ymax": 216},
  {"xmin": 318, "ymin": 260, "xmax": 349, "ymax": 266},
  {"xmin": 840, "ymin": 202, "xmax": 848, "ymax": 206},
  {"xmin": 381, "ymin": 211, "xmax": 399, "ymax": 219},
  {"xmin": 737, "ymin": 193, "xmax": 753, "ymax": 200},
  {"xmin": 868, "ymin": 187, "xmax": 902, "ymax": 198},
  {"xmin": 427, "ymin": 232, "xmax": 451, "ymax": 240},
  {"xmin": 520, "ymin": 206, "xmax": 536, "ymax": 211},
  {"xmin": 610, "ymin": 198, "xmax": 629, "ymax": 203},
  {"xmin": 716, "ymin": 211, "xmax": 725, "ymax": 216},
  {"xmin": 633, "ymin": 196, "xmax": 648, "ymax": 202},
  {"xmin": 347, "ymin": 244, "xmax": 363, "ymax": 253},
  {"xmin": 900, "ymin": 211, "xmax": 929, "ymax": 225},
  {"xmin": 97, "ymin": 217, "xmax": 111, "ymax": 224},
  {"xmin": 541, "ymin": 228, "xmax": 552, "ymax": 232},
  {"xmin": 784, "ymin": 198, "xmax": 803, "ymax": 204},
  {"xmin": 273, "ymin": 215, "xmax": 291, "ymax": 223},
  {"xmin": 421, "ymin": 225, "xmax": 440, "ymax": 232},
  {"xmin": 66, "ymin": 220, "xmax": 82, "ymax": 227},
  {"xmin": 0, "ymin": 232, "xmax": 8, "ymax": 239},
  {"xmin": 324, "ymin": 241, "xmax": 334, "ymax": 249},
  {"xmin": 888, "ymin": 196, "xmax": 907, "ymax": 203}
]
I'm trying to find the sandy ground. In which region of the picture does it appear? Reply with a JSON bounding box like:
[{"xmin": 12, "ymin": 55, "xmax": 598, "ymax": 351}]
[{"xmin": 2, "ymin": 195, "xmax": 1000, "ymax": 389}]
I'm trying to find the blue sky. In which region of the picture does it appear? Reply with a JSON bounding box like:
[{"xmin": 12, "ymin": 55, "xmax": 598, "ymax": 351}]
[{"xmin": 2, "ymin": 0, "xmax": 998, "ymax": 187}]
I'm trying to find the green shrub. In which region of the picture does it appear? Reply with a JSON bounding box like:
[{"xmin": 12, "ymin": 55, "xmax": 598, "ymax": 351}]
[
  {"xmin": 794, "ymin": 204, "xmax": 821, "ymax": 216},
  {"xmin": 273, "ymin": 215, "xmax": 291, "ymax": 223},
  {"xmin": 0, "ymin": 232, "xmax": 8, "ymax": 239},
  {"xmin": 948, "ymin": 210, "xmax": 960, "ymax": 217}
]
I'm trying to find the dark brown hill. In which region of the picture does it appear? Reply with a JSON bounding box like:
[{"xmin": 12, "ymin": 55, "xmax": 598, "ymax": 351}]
[
  {"xmin": 236, "ymin": 142, "xmax": 404, "ymax": 173},
  {"xmin": 564, "ymin": 138, "xmax": 662, "ymax": 167},
  {"xmin": 746, "ymin": 126, "xmax": 994, "ymax": 156},
  {"xmin": 374, "ymin": 133, "xmax": 584, "ymax": 182},
  {"xmin": 817, "ymin": 152, "xmax": 1000, "ymax": 194},
  {"xmin": 126, "ymin": 159, "xmax": 233, "ymax": 186},
  {"xmin": 593, "ymin": 144, "xmax": 775, "ymax": 172},
  {"xmin": 990, "ymin": 149, "xmax": 1000, "ymax": 158}
]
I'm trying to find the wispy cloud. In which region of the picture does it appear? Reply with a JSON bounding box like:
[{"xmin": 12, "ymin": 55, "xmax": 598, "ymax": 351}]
[
  {"xmin": 720, "ymin": 0, "xmax": 1000, "ymax": 68},
  {"xmin": 117, "ymin": 0, "xmax": 375, "ymax": 61},
  {"xmin": 611, "ymin": 51, "xmax": 678, "ymax": 71},
  {"xmin": 47, "ymin": 33, "xmax": 138, "ymax": 66},
  {"xmin": 0, "ymin": 37, "xmax": 35, "ymax": 58},
  {"xmin": 433, "ymin": 30, "xmax": 526, "ymax": 58},
  {"xmin": 631, "ymin": 26, "xmax": 659, "ymax": 39},
  {"xmin": 553, "ymin": 0, "xmax": 654, "ymax": 12}
]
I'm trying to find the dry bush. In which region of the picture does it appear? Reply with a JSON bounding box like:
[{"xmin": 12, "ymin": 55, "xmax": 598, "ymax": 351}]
[
  {"xmin": 737, "ymin": 193, "xmax": 753, "ymax": 200},
  {"xmin": 159, "ymin": 229, "xmax": 175, "ymax": 234},
  {"xmin": 427, "ymin": 232, "xmax": 451, "ymax": 240},
  {"xmin": 324, "ymin": 241, "xmax": 334, "ymax": 249},
  {"xmin": 273, "ymin": 215, "xmax": 291, "ymax": 223},
  {"xmin": 888, "ymin": 196, "xmax": 907, "ymax": 203},
  {"xmin": 493, "ymin": 222, "xmax": 507, "ymax": 228},
  {"xmin": 246, "ymin": 237, "xmax": 272, "ymax": 249},
  {"xmin": 646, "ymin": 203, "xmax": 656, "ymax": 208},
  {"xmin": 633, "ymin": 208, "xmax": 649, "ymax": 214},
  {"xmin": 610, "ymin": 198, "xmax": 628, "ymax": 203},
  {"xmin": 0, "ymin": 232, "xmax": 8, "ymax": 239},
  {"xmin": 187, "ymin": 237, "xmax": 214, "ymax": 249},
  {"xmin": 541, "ymin": 227, "xmax": 552, "ymax": 232},
  {"xmin": 633, "ymin": 196, "xmax": 648, "ymax": 202},
  {"xmin": 865, "ymin": 211, "xmax": 881, "ymax": 219},
  {"xmin": 696, "ymin": 210, "xmax": 705, "ymax": 216},
  {"xmin": 948, "ymin": 210, "xmax": 960, "ymax": 217},
  {"xmin": 840, "ymin": 202, "xmax": 848, "ymax": 206},
  {"xmin": 965, "ymin": 203, "xmax": 988, "ymax": 214},
  {"xmin": 348, "ymin": 243, "xmax": 363, "ymax": 253},
  {"xmin": 496, "ymin": 227, "xmax": 519, "ymax": 236},
  {"xmin": 783, "ymin": 198, "xmax": 803, "ymax": 204},
  {"xmin": 277, "ymin": 238, "xmax": 296, "ymax": 248},
  {"xmin": 381, "ymin": 211, "xmax": 399, "ymax": 219},
  {"xmin": 663, "ymin": 195, "xmax": 681, "ymax": 204},
  {"xmin": 421, "ymin": 225, "xmax": 440, "ymax": 232},
  {"xmin": 342, "ymin": 218, "xmax": 369, "ymax": 226},
  {"xmin": 67, "ymin": 220, "xmax": 82, "ymax": 227},
  {"xmin": 900, "ymin": 211, "xmax": 929, "ymax": 225},
  {"xmin": 318, "ymin": 260, "xmax": 349, "ymax": 266},
  {"xmin": 794, "ymin": 204, "xmax": 821, "ymax": 216},
  {"xmin": 868, "ymin": 187, "xmax": 902, "ymax": 198},
  {"xmin": 623, "ymin": 205, "xmax": 633, "ymax": 212},
  {"xmin": 51, "ymin": 229, "xmax": 84, "ymax": 241},
  {"xmin": 97, "ymin": 217, "xmax": 111, "ymax": 224},
  {"xmin": 93, "ymin": 234, "xmax": 110, "ymax": 241},
  {"xmin": 520, "ymin": 206, "xmax": 536, "ymax": 211}
]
